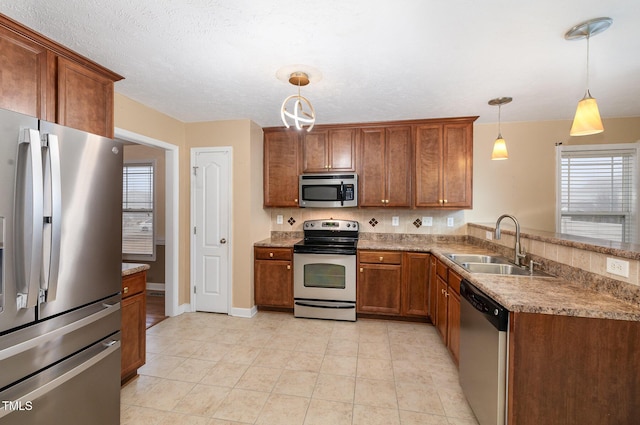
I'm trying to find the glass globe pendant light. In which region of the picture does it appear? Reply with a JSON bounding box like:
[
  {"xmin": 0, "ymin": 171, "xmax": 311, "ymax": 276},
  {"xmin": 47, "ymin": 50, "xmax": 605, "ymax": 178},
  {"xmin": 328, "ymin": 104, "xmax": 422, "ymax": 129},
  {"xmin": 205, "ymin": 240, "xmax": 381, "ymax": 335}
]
[
  {"xmin": 565, "ymin": 17, "xmax": 613, "ymax": 136},
  {"xmin": 488, "ymin": 97, "xmax": 512, "ymax": 160}
]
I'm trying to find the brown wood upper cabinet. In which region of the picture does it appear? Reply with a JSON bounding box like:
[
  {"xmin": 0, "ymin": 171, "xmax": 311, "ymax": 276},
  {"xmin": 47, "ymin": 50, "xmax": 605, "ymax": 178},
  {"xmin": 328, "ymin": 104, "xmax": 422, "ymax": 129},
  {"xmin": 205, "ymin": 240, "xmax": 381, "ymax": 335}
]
[
  {"xmin": 263, "ymin": 129, "xmax": 301, "ymax": 207},
  {"xmin": 0, "ymin": 14, "xmax": 122, "ymax": 138},
  {"xmin": 358, "ymin": 126, "xmax": 412, "ymax": 207},
  {"xmin": 302, "ymin": 128, "xmax": 356, "ymax": 172},
  {"xmin": 414, "ymin": 118, "xmax": 475, "ymax": 208}
]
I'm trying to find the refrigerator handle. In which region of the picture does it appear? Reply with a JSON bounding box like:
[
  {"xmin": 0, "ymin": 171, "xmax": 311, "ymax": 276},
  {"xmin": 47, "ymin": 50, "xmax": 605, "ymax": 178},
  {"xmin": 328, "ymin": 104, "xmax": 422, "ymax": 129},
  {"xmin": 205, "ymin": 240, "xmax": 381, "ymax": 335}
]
[
  {"xmin": 15, "ymin": 129, "xmax": 44, "ymax": 310},
  {"xmin": 41, "ymin": 134, "xmax": 62, "ymax": 302}
]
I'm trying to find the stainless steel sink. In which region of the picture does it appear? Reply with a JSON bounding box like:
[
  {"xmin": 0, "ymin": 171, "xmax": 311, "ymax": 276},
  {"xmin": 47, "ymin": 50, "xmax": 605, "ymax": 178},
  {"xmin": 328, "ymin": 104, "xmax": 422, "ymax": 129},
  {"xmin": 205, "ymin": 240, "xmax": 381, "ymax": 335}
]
[
  {"xmin": 445, "ymin": 253, "xmax": 509, "ymax": 264},
  {"xmin": 460, "ymin": 262, "xmax": 532, "ymax": 276},
  {"xmin": 445, "ymin": 253, "xmax": 553, "ymax": 277}
]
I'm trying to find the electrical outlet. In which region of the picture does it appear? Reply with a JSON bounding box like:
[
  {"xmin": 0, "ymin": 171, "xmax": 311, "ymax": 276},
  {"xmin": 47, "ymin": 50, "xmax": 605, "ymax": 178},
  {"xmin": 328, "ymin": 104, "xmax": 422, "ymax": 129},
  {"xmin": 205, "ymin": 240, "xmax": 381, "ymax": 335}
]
[
  {"xmin": 276, "ymin": 214, "xmax": 283, "ymax": 225},
  {"xmin": 392, "ymin": 216, "xmax": 400, "ymax": 226},
  {"xmin": 606, "ymin": 258, "xmax": 629, "ymax": 278},
  {"xmin": 422, "ymin": 216, "xmax": 433, "ymax": 227},
  {"xmin": 447, "ymin": 217, "xmax": 454, "ymax": 227},
  {"xmin": 486, "ymin": 231, "xmax": 493, "ymax": 240}
]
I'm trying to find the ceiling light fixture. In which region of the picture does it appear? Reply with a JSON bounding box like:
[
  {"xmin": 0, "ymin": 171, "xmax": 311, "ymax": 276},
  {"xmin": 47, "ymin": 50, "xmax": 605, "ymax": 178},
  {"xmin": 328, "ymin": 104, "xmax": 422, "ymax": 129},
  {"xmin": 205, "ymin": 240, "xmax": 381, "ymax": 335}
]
[
  {"xmin": 565, "ymin": 17, "xmax": 613, "ymax": 136},
  {"xmin": 488, "ymin": 97, "xmax": 512, "ymax": 160},
  {"xmin": 280, "ymin": 71, "xmax": 316, "ymax": 132}
]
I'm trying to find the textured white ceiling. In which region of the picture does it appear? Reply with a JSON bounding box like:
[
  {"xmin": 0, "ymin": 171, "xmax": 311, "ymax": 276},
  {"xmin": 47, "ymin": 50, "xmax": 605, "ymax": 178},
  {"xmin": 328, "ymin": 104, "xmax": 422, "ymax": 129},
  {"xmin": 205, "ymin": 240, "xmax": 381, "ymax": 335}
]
[{"xmin": 2, "ymin": 0, "xmax": 639, "ymax": 127}]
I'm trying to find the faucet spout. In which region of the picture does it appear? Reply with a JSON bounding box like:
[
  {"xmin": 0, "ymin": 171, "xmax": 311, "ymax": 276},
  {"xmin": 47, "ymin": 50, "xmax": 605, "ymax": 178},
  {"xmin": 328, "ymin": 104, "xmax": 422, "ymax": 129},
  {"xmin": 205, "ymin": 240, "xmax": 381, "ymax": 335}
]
[{"xmin": 495, "ymin": 214, "xmax": 526, "ymax": 266}]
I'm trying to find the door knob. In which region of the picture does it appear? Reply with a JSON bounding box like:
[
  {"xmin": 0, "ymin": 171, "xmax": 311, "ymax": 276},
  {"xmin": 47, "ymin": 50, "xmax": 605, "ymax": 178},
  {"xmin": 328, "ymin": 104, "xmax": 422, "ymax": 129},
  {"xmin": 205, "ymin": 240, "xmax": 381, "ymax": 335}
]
[{"xmin": 220, "ymin": 238, "xmax": 227, "ymax": 244}]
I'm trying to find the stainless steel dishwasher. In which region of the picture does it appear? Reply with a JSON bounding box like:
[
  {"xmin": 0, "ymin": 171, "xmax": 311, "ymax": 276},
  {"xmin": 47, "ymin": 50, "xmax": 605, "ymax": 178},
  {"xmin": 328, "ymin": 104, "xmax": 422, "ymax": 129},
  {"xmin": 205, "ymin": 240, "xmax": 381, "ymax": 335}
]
[{"xmin": 459, "ymin": 279, "xmax": 509, "ymax": 425}]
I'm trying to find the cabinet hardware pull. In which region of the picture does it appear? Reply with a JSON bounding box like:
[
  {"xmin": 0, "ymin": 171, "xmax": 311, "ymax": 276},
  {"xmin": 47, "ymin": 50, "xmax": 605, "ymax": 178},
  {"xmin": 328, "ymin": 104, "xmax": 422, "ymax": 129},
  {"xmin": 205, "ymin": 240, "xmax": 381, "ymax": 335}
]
[
  {"xmin": 287, "ymin": 265, "xmax": 291, "ymax": 270},
  {"xmin": 123, "ymin": 287, "xmax": 129, "ymax": 294},
  {"xmin": 443, "ymin": 199, "xmax": 448, "ymax": 204},
  {"xmin": 294, "ymin": 198, "xmax": 298, "ymax": 202},
  {"xmin": 359, "ymin": 268, "xmax": 363, "ymax": 272},
  {"xmin": 379, "ymin": 256, "xmax": 383, "ymax": 262},
  {"xmin": 269, "ymin": 252, "xmax": 273, "ymax": 258},
  {"xmin": 381, "ymin": 200, "xmax": 385, "ymax": 203}
]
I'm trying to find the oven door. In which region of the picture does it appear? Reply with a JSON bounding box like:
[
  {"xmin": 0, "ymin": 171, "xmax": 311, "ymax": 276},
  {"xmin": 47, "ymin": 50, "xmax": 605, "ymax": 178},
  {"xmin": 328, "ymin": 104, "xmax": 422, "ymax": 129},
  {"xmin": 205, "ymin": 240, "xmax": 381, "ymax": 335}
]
[{"xmin": 293, "ymin": 253, "xmax": 356, "ymax": 301}]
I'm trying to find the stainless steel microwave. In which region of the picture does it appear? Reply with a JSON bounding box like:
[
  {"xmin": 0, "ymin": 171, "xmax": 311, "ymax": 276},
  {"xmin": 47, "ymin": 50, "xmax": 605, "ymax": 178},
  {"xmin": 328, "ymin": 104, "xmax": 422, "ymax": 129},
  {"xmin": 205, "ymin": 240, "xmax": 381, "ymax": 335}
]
[{"xmin": 299, "ymin": 173, "xmax": 358, "ymax": 208}]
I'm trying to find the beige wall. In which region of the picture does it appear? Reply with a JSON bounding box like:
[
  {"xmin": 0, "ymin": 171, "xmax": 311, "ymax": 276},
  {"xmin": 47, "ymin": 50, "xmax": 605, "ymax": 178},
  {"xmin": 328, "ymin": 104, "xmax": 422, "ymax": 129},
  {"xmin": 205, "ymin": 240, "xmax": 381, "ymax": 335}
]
[
  {"xmin": 185, "ymin": 120, "xmax": 270, "ymax": 310},
  {"xmin": 466, "ymin": 116, "xmax": 640, "ymax": 231}
]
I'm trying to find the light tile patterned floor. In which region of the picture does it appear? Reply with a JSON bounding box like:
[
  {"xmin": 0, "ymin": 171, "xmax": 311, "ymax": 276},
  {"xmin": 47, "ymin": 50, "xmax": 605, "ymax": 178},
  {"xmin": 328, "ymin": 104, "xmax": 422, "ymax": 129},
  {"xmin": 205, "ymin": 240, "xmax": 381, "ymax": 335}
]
[{"xmin": 121, "ymin": 311, "xmax": 479, "ymax": 425}]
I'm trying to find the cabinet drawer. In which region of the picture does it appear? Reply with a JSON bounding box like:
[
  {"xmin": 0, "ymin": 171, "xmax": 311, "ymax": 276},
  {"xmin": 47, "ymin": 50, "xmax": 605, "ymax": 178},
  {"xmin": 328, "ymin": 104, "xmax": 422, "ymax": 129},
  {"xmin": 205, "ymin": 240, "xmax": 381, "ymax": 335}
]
[
  {"xmin": 359, "ymin": 251, "xmax": 402, "ymax": 265},
  {"xmin": 122, "ymin": 272, "xmax": 146, "ymax": 298},
  {"xmin": 436, "ymin": 259, "xmax": 448, "ymax": 280},
  {"xmin": 448, "ymin": 270, "xmax": 461, "ymax": 295},
  {"xmin": 255, "ymin": 247, "xmax": 293, "ymax": 261}
]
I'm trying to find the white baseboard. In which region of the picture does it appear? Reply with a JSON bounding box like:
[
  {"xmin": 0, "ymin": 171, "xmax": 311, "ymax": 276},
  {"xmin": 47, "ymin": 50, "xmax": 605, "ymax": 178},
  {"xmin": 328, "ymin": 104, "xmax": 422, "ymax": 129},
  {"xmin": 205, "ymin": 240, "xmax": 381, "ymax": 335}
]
[
  {"xmin": 229, "ymin": 306, "xmax": 258, "ymax": 318},
  {"xmin": 146, "ymin": 282, "xmax": 165, "ymax": 292}
]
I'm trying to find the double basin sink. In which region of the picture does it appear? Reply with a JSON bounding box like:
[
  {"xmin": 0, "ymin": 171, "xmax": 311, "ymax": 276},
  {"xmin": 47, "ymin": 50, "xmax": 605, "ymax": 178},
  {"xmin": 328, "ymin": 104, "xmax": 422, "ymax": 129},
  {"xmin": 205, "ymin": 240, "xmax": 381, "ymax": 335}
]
[{"xmin": 445, "ymin": 253, "xmax": 552, "ymax": 277}]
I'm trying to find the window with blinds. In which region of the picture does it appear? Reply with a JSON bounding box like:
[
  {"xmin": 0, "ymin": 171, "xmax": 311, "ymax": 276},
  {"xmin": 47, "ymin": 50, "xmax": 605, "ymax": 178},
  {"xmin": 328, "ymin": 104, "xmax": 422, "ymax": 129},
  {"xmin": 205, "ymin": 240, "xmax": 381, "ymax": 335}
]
[
  {"xmin": 122, "ymin": 162, "xmax": 155, "ymax": 259},
  {"xmin": 558, "ymin": 144, "xmax": 638, "ymax": 243}
]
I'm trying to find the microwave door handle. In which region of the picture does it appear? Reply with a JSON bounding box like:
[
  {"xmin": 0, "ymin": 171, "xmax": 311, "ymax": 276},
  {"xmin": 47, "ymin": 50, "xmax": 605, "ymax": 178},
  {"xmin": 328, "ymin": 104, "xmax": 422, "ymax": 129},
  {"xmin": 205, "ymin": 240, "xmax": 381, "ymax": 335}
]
[{"xmin": 339, "ymin": 181, "xmax": 344, "ymax": 206}]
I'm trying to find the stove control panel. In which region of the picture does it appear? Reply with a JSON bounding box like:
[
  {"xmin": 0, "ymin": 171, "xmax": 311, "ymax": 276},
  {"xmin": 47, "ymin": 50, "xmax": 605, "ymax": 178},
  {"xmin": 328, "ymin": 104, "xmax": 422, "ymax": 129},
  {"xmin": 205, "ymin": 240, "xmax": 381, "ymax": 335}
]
[{"xmin": 303, "ymin": 219, "xmax": 359, "ymax": 231}]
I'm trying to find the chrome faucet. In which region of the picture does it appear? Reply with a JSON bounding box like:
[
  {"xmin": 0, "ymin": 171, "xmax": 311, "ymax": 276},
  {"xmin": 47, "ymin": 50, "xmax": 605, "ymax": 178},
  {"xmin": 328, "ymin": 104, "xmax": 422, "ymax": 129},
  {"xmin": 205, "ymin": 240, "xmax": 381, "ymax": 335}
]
[{"xmin": 495, "ymin": 214, "xmax": 526, "ymax": 266}]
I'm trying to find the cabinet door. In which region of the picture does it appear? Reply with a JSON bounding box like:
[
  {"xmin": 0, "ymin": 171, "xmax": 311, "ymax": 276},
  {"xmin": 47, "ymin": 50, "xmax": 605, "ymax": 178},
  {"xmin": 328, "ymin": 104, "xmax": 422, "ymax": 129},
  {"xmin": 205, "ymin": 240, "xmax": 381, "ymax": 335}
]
[
  {"xmin": 302, "ymin": 130, "xmax": 329, "ymax": 172},
  {"xmin": 442, "ymin": 123, "xmax": 473, "ymax": 208},
  {"xmin": 435, "ymin": 276, "xmax": 448, "ymax": 341},
  {"xmin": 402, "ymin": 252, "xmax": 430, "ymax": 317},
  {"xmin": 328, "ymin": 128, "xmax": 356, "ymax": 171},
  {"xmin": 447, "ymin": 289, "xmax": 460, "ymax": 365},
  {"xmin": 264, "ymin": 130, "xmax": 300, "ymax": 207},
  {"xmin": 121, "ymin": 292, "xmax": 146, "ymax": 381},
  {"xmin": 254, "ymin": 260, "xmax": 293, "ymax": 308},
  {"xmin": 385, "ymin": 126, "xmax": 412, "ymax": 207},
  {"xmin": 57, "ymin": 56, "xmax": 114, "ymax": 138},
  {"xmin": 357, "ymin": 263, "xmax": 402, "ymax": 315},
  {"xmin": 428, "ymin": 255, "xmax": 438, "ymax": 321},
  {"xmin": 0, "ymin": 25, "xmax": 52, "ymax": 119},
  {"xmin": 358, "ymin": 128, "xmax": 387, "ymax": 207},
  {"xmin": 414, "ymin": 124, "xmax": 443, "ymax": 207}
]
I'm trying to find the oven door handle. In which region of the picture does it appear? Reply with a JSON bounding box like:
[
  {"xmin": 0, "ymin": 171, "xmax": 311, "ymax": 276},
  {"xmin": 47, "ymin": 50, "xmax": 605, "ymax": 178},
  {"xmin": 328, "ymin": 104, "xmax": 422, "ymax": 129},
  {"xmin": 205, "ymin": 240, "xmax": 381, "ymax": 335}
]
[{"xmin": 295, "ymin": 301, "xmax": 355, "ymax": 309}]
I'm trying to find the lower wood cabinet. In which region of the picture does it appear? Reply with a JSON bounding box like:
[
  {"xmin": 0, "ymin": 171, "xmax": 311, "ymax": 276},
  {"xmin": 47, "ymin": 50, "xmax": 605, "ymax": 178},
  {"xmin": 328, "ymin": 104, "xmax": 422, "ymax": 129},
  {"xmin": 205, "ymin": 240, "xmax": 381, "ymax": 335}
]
[
  {"xmin": 254, "ymin": 247, "xmax": 293, "ymax": 308},
  {"xmin": 432, "ymin": 258, "xmax": 461, "ymax": 365},
  {"xmin": 357, "ymin": 250, "xmax": 430, "ymax": 318},
  {"xmin": 121, "ymin": 270, "xmax": 146, "ymax": 383},
  {"xmin": 357, "ymin": 251, "xmax": 403, "ymax": 315}
]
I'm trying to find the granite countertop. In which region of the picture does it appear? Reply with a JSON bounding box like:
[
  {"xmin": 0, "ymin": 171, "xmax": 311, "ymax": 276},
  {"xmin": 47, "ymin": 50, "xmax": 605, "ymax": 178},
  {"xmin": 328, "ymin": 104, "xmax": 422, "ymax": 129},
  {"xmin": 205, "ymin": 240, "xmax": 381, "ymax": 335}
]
[
  {"xmin": 255, "ymin": 237, "xmax": 640, "ymax": 322},
  {"xmin": 122, "ymin": 263, "xmax": 150, "ymax": 277}
]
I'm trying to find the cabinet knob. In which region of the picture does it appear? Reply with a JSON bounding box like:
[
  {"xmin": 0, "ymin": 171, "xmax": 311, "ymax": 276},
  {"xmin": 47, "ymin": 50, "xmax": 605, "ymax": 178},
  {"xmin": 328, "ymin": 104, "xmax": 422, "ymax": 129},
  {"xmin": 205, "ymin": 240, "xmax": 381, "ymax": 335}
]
[
  {"xmin": 359, "ymin": 268, "xmax": 363, "ymax": 273},
  {"xmin": 123, "ymin": 286, "xmax": 129, "ymax": 294},
  {"xmin": 443, "ymin": 199, "xmax": 448, "ymax": 204},
  {"xmin": 379, "ymin": 256, "xmax": 384, "ymax": 262},
  {"xmin": 294, "ymin": 198, "xmax": 298, "ymax": 202},
  {"xmin": 269, "ymin": 252, "xmax": 274, "ymax": 258},
  {"xmin": 287, "ymin": 265, "xmax": 291, "ymax": 270},
  {"xmin": 381, "ymin": 200, "xmax": 385, "ymax": 203}
]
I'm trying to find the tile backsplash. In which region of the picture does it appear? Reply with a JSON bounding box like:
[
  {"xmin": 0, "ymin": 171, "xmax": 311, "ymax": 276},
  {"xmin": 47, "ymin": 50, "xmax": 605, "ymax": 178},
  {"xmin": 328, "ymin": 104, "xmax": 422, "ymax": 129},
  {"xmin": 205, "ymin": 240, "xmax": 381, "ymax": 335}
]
[{"xmin": 269, "ymin": 208, "xmax": 467, "ymax": 235}]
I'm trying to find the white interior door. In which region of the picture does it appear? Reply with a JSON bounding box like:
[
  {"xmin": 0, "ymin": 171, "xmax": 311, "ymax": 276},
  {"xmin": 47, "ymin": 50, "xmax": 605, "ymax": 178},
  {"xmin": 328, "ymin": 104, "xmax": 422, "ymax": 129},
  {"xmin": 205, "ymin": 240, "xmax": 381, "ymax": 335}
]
[{"xmin": 192, "ymin": 148, "xmax": 231, "ymax": 313}]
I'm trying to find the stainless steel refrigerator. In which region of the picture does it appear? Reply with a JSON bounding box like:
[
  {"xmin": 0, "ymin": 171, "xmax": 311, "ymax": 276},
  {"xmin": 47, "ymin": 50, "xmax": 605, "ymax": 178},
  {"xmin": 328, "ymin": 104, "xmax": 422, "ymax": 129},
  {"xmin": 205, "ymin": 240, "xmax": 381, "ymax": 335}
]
[{"xmin": 0, "ymin": 108, "xmax": 122, "ymax": 424}]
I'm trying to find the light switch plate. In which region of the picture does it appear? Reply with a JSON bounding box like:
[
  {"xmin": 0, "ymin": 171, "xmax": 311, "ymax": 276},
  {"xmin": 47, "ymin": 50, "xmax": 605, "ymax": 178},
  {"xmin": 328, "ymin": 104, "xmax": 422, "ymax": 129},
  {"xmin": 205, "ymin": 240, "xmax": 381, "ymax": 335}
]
[
  {"xmin": 392, "ymin": 216, "xmax": 400, "ymax": 226},
  {"xmin": 422, "ymin": 216, "xmax": 433, "ymax": 226},
  {"xmin": 276, "ymin": 214, "xmax": 283, "ymax": 225},
  {"xmin": 447, "ymin": 217, "xmax": 454, "ymax": 227}
]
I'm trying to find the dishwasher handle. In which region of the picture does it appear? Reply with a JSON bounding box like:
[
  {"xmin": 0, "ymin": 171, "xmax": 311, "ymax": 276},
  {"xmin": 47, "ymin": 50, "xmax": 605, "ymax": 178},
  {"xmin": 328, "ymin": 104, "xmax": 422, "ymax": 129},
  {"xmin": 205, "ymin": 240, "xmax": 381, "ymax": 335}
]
[{"xmin": 460, "ymin": 279, "xmax": 509, "ymax": 331}]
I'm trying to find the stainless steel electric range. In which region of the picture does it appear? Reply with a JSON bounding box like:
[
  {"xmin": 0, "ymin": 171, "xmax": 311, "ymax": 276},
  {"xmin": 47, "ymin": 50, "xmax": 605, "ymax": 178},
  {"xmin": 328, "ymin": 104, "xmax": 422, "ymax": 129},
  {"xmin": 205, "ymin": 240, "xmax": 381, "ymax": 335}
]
[{"xmin": 293, "ymin": 219, "xmax": 359, "ymax": 321}]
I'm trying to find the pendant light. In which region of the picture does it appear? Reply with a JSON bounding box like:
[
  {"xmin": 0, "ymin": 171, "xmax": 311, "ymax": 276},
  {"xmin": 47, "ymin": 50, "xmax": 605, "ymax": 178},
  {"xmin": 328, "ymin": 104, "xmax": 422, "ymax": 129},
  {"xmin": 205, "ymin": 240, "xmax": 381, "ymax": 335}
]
[
  {"xmin": 565, "ymin": 17, "xmax": 613, "ymax": 136},
  {"xmin": 280, "ymin": 71, "xmax": 316, "ymax": 132},
  {"xmin": 488, "ymin": 97, "xmax": 512, "ymax": 160}
]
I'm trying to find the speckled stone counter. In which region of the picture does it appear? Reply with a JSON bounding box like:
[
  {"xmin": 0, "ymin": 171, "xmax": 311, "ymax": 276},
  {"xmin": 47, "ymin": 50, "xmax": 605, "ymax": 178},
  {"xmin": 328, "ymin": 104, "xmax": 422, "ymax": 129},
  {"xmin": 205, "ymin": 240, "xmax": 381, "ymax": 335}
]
[
  {"xmin": 121, "ymin": 263, "xmax": 150, "ymax": 277},
  {"xmin": 255, "ymin": 234, "xmax": 640, "ymax": 322}
]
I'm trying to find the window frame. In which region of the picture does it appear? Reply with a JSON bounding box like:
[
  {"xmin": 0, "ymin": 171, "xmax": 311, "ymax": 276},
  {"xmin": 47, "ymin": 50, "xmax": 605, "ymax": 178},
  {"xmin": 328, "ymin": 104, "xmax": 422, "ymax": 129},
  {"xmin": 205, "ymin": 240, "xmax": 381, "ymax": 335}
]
[
  {"xmin": 122, "ymin": 159, "xmax": 156, "ymax": 261},
  {"xmin": 555, "ymin": 142, "xmax": 639, "ymax": 244}
]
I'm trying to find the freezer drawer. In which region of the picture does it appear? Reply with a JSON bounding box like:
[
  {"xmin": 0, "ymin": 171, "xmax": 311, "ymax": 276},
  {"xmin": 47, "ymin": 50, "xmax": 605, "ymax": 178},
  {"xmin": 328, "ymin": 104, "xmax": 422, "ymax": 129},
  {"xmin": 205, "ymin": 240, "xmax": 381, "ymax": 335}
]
[
  {"xmin": 0, "ymin": 333, "xmax": 121, "ymax": 424},
  {"xmin": 0, "ymin": 295, "xmax": 120, "ymax": 390}
]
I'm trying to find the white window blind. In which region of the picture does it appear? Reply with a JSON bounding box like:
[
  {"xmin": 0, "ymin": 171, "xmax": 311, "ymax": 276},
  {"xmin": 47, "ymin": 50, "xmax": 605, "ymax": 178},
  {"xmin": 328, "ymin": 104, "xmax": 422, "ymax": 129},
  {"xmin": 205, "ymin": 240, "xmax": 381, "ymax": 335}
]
[
  {"xmin": 122, "ymin": 162, "xmax": 155, "ymax": 259},
  {"xmin": 558, "ymin": 144, "xmax": 638, "ymax": 243}
]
